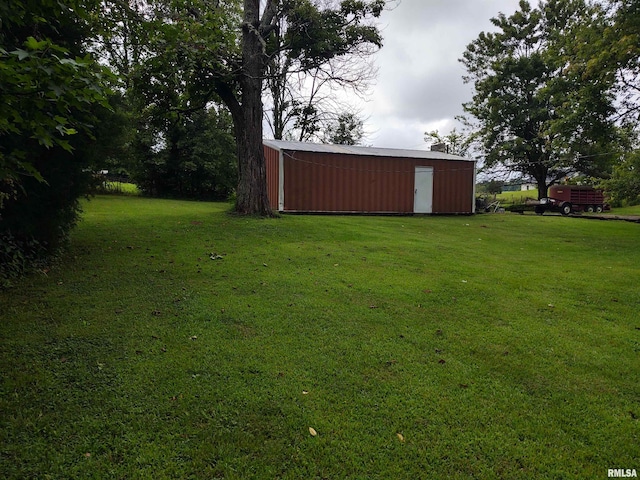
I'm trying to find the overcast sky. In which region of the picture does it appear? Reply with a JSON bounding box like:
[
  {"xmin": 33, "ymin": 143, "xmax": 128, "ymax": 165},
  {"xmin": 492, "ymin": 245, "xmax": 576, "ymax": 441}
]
[{"xmin": 360, "ymin": 0, "xmax": 523, "ymax": 150}]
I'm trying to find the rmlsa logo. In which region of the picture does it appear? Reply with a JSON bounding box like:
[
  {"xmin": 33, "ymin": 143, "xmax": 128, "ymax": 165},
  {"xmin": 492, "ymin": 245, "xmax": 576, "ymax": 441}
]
[{"xmin": 608, "ymin": 469, "xmax": 638, "ymax": 478}]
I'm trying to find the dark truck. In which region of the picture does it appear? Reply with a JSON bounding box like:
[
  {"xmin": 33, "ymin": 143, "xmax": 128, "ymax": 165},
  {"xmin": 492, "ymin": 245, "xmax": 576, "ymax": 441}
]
[{"xmin": 536, "ymin": 185, "xmax": 606, "ymax": 215}]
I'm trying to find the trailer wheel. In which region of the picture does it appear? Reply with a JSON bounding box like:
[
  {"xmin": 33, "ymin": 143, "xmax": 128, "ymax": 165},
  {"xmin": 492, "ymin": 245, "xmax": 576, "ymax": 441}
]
[
  {"xmin": 586, "ymin": 205, "xmax": 595, "ymax": 213},
  {"xmin": 595, "ymin": 205, "xmax": 603, "ymax": 213},
  {"xmin": 535, "ymin": 206, "xmax": 545, "ymax": 215},
  {"xmin": 561, "ymin": 203, "xmax": 572, "ymax": 216}
]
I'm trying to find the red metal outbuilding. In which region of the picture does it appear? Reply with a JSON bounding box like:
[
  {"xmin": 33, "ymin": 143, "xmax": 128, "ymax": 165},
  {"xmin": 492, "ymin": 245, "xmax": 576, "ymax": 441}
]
[{"xmin": 264, "ymin": 140, "xmax": 477, "ymax": 214}]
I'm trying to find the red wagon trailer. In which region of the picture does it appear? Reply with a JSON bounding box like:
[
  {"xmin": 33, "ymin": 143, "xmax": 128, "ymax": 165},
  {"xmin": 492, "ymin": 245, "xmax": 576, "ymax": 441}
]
[{"xmin": 538, "ymin": 185, "xmax": 605, "ymax": 215}]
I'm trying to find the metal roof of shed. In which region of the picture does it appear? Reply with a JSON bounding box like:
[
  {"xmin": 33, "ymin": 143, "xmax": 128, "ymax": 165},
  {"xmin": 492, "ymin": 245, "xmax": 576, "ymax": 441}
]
[{"xmin": 263, "ymin": 139, "xmax": 474, "ymax": 162}]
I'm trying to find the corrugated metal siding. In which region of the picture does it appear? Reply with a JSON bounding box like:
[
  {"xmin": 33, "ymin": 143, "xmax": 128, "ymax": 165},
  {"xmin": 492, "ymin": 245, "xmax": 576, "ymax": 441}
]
[
  {"xmin": 262, "ymin": 142, "xmax": 475, "ymax": 214},
  {"xmin": 282, "ymin": 152, "xmax": 415, "ymax": 212},
  {"xmin": 431, "ymin": 160, "xmax": 476, "ymax": 214},
  {"xmin": 279, "ymin": 150, "xmax": 475, "ymax": 214},
  {"xmin": 263, "ymin": 145, "xmax": 280, "ymax": 210}
]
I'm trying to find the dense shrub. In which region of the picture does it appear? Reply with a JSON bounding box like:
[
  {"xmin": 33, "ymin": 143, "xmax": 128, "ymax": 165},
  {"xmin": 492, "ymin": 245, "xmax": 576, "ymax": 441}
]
[
  {"xmin": 1, "ymin": 0, "xmax": 112, "ymax": 285},
  {"xmin": 132, "ymin": 108, "xmax": 237, "ymax": 201},
  {"xmin": 0, "ymin": 145, "xmax": 93, "ymax": 286},
  {"xmin": 604, "ymin": 150, "xmax": 640, "ymax": 206}
]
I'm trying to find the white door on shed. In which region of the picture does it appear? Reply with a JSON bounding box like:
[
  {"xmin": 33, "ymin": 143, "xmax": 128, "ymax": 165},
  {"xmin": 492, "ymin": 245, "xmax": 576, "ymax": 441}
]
[{"xmin": 413, "ymin": 167, "xmax": 433, "ymax": 213}]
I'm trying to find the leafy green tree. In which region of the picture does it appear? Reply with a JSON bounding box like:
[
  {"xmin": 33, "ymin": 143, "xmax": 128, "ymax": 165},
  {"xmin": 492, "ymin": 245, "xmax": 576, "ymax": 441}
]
[
  {"xmin": 0, "ymin": 0, "xmax": 111, "ymax": 195},
  {"xmin": 424, "ymin": 128, "xmax": 477, "ymax": 157},
  {"xmin": 604, "ymin": 149, "xmax": 640, "ymax": 206},
  {"xmin": 130, "ymin": 0, "xmax": 386, "ymax": 215},
  {"xmin": 460, "ymin": 0, "xmax": 618, "ymax": 198},
  {"xmin": 592, "ymin": 0, "xmax": 640, "ymax": 126},
  {"xmin": 323, "ymin": 112, "xmax": 365, "ymax": 145},
  {"xmin": 264, "ymin": 1, "xmax": 379, "ymax": 143},
  {"xmin": 132, "ymin": 107, "xmax": 237, "ymax": 200}
]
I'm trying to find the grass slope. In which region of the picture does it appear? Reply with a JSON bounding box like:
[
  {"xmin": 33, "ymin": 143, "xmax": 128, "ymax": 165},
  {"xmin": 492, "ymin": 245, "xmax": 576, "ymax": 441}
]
[{"xmin": 1, "ymin": 196, "xmax": 639, "ymax": 479}]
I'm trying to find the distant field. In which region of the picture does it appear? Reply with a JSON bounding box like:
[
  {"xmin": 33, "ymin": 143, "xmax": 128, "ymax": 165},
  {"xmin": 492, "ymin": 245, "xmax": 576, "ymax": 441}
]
[
  {"xmin": 609, "ymin": 205, "xmax": 640, "ymax": 215},
  {"xmin": 1, "ymin": 195, "xmax": 638, "ymax": 479},
  {"xmin": 495, "ymin": 189, "xmax": 539, "ymax": 205},
  {"xmin": 99, "ymin": 181, "xmax": 139, "ymax": 195}
]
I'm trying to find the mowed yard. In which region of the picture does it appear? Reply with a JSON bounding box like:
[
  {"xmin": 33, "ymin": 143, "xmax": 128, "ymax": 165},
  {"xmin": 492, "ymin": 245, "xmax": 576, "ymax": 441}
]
[{"xmin": 1, "ymin": 196, "xmax": 639, "ymax": 479}]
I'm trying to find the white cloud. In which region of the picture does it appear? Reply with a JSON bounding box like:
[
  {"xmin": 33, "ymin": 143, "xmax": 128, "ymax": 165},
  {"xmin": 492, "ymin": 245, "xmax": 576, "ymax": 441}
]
[{"xmin": 360, "ymin": 0, "xmax": 523, "ymax": 148}]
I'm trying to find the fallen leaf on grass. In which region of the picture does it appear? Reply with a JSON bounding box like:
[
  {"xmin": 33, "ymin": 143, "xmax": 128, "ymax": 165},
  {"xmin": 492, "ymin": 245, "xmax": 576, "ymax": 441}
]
[
  {"xmin": 309, "ymin": 427, "xmax": 317, "ymax": 437},
  {"xmin": 438, "ymin": 359, "xmax": 446, "ymax": 364},
  {"xmin": 302, "ymin": 390, "xmax": 309, "ymax": 395},
  {"xmin": 396, "ymin": 433, "xmax": 405, "ymax": 442},
  {"xmin": 190, "ymin": 335, "xmax": 197, "ymax": 341},
  {"xmin": 369, "ymin": 304, "xmax": 378, "ymax": 309},
  {"xmin": 84, "ymin": 453, "xmax": 91, "ymax": 458}
]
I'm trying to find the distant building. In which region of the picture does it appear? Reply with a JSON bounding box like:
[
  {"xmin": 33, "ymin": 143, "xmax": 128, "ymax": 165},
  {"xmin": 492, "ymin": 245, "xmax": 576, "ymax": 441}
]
[{"xmin": 502, "ymin": 181, "xmax": 537, "ymax": 192}]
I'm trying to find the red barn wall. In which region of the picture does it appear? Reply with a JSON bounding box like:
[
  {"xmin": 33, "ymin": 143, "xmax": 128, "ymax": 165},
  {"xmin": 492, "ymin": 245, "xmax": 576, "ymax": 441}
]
[{"xmin": 277, "ymin": 150, "xmax": 474, "ymax": 214}]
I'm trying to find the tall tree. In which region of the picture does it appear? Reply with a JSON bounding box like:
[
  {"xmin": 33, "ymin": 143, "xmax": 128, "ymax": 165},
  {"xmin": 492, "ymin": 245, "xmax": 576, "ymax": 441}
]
[
  {"xmin": 323, "ymin": 111, "xmax": 365, "ymax": 145},
  {"xmin": 460, "ymin": 0, "xmax": 617, "ymax": 197},
  {"xmin": 133, "ymin": 0, "xmax": 386, "ymax": 215},
  {"xmin": 263, "ymin": 2, "xmax": 379, "ymax": 143}
]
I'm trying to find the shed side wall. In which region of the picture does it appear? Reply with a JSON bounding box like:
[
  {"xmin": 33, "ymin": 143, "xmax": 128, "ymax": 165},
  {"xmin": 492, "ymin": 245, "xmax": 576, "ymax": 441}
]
[{"xmin": 281, "ymin": 150, "xmax": 475, "ymax": 214}]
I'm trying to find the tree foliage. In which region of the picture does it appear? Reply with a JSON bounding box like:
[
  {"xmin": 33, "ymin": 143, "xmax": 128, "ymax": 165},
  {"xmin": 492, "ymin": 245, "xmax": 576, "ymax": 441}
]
[
  {"xmin": 323, "ymin": 112, "xmax": 365, "ymax": 145},
  {"xmin": 132, "ymin": 107, "xmax": 237, "ymax": 200},
  {"xmin": 461, "ymin": 0, "xmax": 618, "ymax": 197},
  {"xmin": 424, "ymin": 128, "xmax": 477, "ymax": 158},
  {"xmin": 1, "ymin": 0, "xmax": 113, "ymax": 284},
  {"xmin": 128, "ymin": 0, "xmax": 386, "ymax": 215},
  {"xmin": 592, "ymin": 0, "xmax": 640, "ymax": 127},
  {"xmin": 264, "ymin": 0, "xmax": 381, "ymax": 142},
  {"xmin": 604, "ymin": 148, "xmax": 640, "ymax": 206},
  {"xmin": 0, "ymin": 0, "xmax": 112, "ymax": 193}
]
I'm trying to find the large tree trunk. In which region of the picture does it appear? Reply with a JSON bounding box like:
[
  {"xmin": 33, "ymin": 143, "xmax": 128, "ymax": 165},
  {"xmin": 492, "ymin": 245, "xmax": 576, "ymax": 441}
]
[
  {"xmin": 530, "ymin": 165, "xmax": 549, "ymax": 199},
  {"xmin": 233, "ymin": 0, "xmax": 273, "ymax": 216}
]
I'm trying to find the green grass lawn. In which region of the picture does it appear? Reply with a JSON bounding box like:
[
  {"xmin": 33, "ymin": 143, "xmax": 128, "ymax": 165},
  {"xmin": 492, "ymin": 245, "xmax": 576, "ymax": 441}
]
[{"xmin": 1, "ymin": 196, "xmax": 639, "ymax": 479}]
